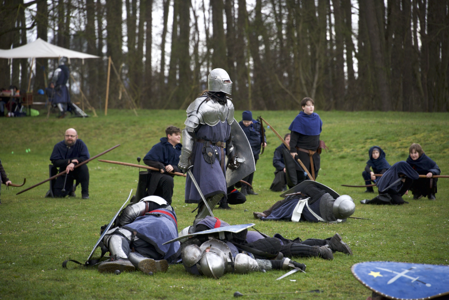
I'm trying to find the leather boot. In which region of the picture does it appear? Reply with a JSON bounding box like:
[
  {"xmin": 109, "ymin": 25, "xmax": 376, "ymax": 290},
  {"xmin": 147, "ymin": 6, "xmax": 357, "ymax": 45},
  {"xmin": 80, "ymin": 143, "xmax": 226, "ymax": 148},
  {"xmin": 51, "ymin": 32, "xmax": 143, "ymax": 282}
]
[
  {"xmin": 328, "ymin": 233, "xmax": 353, "ymax": 255},
  {"xmin": 241, "ymin": 185, "xmax": 248, "ymax": 196}
]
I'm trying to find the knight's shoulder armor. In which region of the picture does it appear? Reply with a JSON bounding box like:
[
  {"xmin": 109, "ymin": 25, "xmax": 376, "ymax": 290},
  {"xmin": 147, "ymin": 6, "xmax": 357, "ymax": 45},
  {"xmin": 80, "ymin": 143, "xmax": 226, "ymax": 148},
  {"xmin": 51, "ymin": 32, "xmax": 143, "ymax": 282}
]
[{"xmin": 185, "ymin": 95, "xmax": 234, "ymax": 128}]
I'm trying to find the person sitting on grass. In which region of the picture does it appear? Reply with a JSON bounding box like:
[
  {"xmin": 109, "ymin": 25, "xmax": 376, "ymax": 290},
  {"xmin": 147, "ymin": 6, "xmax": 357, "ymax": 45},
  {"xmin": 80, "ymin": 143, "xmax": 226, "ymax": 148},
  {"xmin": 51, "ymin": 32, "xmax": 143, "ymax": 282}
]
[
  {"xmin": 0, "ymin": 159, "xmax": 12, "ymax": 204},
  {"xmin": 406, "ymin": 143, "xmax": 440, "ymax": 200},
  {"xmin": 362, "ymin": 146, "xmax": 390, "ymax": 193}
]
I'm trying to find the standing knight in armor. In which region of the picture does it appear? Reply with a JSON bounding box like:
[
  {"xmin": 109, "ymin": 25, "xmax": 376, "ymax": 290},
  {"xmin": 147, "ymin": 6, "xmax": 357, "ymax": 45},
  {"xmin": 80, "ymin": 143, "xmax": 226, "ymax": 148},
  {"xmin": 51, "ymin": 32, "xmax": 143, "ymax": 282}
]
[
  {"xmin": 178, "ymin": 68, "xmax": 240, "ymax": 225},
  {"xmin": 47, "ymin": 58, "xmax": 71, "ymax": 118},
  {"xmin": 253, "ymin": 180, "xmax": 355, "ymax": 223},
  {"xmin": 97, "ymin": 196, "xmax": 181, "ymax": 274}
]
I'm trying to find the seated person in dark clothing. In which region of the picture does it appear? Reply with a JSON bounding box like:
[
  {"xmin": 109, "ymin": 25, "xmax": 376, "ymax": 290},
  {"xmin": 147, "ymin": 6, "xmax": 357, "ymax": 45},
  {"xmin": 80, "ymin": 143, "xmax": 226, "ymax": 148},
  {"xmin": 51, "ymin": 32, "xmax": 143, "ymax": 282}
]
[
  {"xmin": 270, "ymin": 133, "xmax": 290, "ymax": 192},
  {"xmin": 406, "ymin": 143, "xmax": 440, "ymax": 200},
  {"xmin": 0, "ymin": 159, "xmax": 12, "ymax": 204},
  {"xmin": 218, "ymin": 185, "xmax": 246, "ymax": 209},
  {"xmin": 360, "ymin": 161, "xmax": 419, "ymax": 205},
  {"xmin": 143, "ymin": 126, "xmax": 183, "ymax": 205},
  {"xmin": 253, "ymin": 180, "xmax": 355, "ymax": 223},
  {"xmin": 48, "ymin": 128, "xmax": 90, "ymax": 199},
  {"xmin": 362, "ymin": 146, "xmax": 390, "ymax": 193}
]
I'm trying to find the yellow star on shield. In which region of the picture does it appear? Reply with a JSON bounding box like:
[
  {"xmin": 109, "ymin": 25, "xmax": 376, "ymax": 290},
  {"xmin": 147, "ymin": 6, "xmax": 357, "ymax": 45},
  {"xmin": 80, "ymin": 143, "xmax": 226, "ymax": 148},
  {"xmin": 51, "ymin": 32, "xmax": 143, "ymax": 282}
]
[{"xmin": 369, "ymin": 271, "xmax": 382, "ymax": 278}]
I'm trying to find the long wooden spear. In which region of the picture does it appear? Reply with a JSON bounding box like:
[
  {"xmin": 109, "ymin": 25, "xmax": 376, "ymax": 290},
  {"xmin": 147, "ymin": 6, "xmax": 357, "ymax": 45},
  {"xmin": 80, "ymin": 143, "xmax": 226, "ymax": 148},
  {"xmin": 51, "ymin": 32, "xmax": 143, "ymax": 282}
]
[
  {"xmin": 374, "ymin": 174, "xmax": 449, "ymax": 178},
  {"xmin": 259, "ymin": 117, "xmax": 315, "ymax": 181},
  {"xmin": 16, "ymin": 144, "xmax": 120, "ymax": 195},
  {"xmin": 98, "ymin": 159, "xmax": 186, "ymax": 177}
]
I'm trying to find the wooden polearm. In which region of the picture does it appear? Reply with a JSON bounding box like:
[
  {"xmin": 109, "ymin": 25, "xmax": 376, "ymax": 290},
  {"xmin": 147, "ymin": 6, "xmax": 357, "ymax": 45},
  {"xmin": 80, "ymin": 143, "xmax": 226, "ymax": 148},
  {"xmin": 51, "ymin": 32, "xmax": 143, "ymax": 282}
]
[
  {"xmin": 98, "ymin": 159, "xmax": 186, "ymax": 177},
  {"xmin": 98, "ymin": 159, "xmax": 254, "ymax": 188},
  {"xmin": 3, "ymin": 178, "xmax": 26, "ymax": 187},
  {"xmin": 341, "ymin": 184, "xmax": 377, "ymax": 188},
  {"xmin": 374, "ymin": 174, "xmax": 449, "ymax": 178},
  {"xmin": 259, "ymin": 117, "xmax": 315, "ymax": 181},
  {"xmin": 16, "ymin": 145, "xmax": 120, "ymax": 195}
]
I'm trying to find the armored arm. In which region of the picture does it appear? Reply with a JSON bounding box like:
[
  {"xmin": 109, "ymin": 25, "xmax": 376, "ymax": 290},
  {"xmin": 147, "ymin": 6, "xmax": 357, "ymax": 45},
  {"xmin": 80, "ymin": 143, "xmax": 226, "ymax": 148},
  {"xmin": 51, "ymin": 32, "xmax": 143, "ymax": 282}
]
[
  {"xmin": 178, "ymin": 128, "xmax": 195, "ymax": 173},
  {"xmin": 116, "ymin": 202, "xmax": 148, "ymax": 227}
]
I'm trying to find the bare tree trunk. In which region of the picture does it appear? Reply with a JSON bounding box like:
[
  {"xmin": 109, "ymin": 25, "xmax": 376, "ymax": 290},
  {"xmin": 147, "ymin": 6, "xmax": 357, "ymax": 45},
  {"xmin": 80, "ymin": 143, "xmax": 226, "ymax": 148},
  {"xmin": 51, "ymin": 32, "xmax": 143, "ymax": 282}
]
[
  {"xmin": 210, "ymin": 0, "xmax": 227, "ymax": 69},
  {"xmin": 159, "ymin": 0, "xmax": 170, "ymax": 105},
  {"xmin": 224, "ymin": 0, "xmax": 236, "ymax": 96},
  {"xmin": 177, "ymin": 0, "xmax": 191, "ymax": 107},
  {"xmin": 144, "ymin": 0, "xmax": 153, "ymax": 108},
  {"xmin": 365, "ymin": 0, "xmax": 391, "ymax": 111},
  {"xmin": 234, "ymin": 0, "xmax": 248, "ymax": 108},
  {"xmin": 106, "ymin": 0, "xmax": 123, "ymax": 107},
  {"xmin": 401, "ymin": 0, "xmax": 412, "ymax": 111},
  {"xmin": 332, "ymin": 0, "xmax": 345, "ymax": 110},
  {"xmin": 167, "ymin": 0, "xmax": 179, "ymax": 108},
  {"xmin": 136, "ymin": 0, "xmax": 145, "ymax": 107},
  {"xmin": 86, "ymin": 0, "xmax": 97, "ymax": 100},
  {"xmin": 35, "ymin": 0, "xmax": 48, "ymax": 91}
]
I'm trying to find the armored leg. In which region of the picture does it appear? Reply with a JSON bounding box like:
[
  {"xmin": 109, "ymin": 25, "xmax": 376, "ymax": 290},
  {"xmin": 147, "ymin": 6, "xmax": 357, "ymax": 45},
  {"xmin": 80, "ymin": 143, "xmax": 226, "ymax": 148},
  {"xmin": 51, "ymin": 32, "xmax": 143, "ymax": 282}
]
[
  {"xmin": 128, "ymin": 252, "xmax": 168, "ymax": 274},
  {"xmin": 98, "ymin": 228, "xmax": 135, "ymax": 273},
  {"xmin": 192, "ymin": 193, "xmax": 223, "ymax": 231}
]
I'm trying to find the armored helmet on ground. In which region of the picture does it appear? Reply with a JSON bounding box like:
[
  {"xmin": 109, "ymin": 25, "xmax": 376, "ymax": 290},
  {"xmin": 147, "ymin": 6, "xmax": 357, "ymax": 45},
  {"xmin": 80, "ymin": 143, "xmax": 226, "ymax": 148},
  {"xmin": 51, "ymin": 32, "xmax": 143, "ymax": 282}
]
[
  {"xmin": 333, "ymin": 195, "xmax": 355, "ymax": 219},
  {"xmin": 198, "ymin": 248, "xmax": 227, "ymax": 279},
  {"xmin": 208, "ymin": 68, "xmax": 232, "ymax": 95},
  {"xmin": 182, "ymin": 244, "xmax": 202, "ymax": 268}
]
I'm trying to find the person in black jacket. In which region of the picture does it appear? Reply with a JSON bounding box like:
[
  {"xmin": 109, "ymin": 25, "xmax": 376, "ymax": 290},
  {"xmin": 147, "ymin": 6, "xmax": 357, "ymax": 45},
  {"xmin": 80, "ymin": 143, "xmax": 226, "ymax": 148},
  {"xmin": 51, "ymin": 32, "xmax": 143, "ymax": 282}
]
[
  {"xmin": 362, "ymin": 146, "xmax": 390, "ymax": 193},
  {"xmin": 0, "ymin": 159, "xmax": 12, "ymax": 204},
  {"xmin": 406, "ymin": 143, "xmax": 440, "ymax": 200},
  {"xmin": 143, "ymin": 126, "xmax": 183, "ymax": 205},
  {"xmin": 49, "ymin": 128, "xmax": 90, "ymax": 198},
  {"xmin": 270, "ymin": 133, "xmax": 290, "ymax": 192},
  {"xmin": 239, "ymin": 110, "xmax": 266, "ymax": 195}
]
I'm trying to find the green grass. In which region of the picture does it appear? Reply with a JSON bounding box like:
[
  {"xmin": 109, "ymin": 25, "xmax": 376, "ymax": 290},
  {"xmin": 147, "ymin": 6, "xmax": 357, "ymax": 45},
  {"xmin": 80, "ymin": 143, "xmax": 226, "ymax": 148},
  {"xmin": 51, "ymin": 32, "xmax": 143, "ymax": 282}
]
[{"xmin": 0, "ymin": 109, "xmax": 448, "ymax": 299}]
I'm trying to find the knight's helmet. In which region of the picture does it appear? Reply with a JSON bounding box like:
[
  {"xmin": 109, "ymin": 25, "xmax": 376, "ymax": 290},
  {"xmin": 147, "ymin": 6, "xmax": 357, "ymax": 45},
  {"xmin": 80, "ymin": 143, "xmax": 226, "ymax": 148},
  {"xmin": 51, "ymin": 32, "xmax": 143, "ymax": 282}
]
[
  {"xmin": 333, "ymin": 195, "xmax": 355, "ymax": 219},
  {"xmin": 208, "ymin": 68, "xmax": 232, "ymax": 95},
  {"xmin": 198, "ymin": 248, "xmax": 227, "ymax": 279}
]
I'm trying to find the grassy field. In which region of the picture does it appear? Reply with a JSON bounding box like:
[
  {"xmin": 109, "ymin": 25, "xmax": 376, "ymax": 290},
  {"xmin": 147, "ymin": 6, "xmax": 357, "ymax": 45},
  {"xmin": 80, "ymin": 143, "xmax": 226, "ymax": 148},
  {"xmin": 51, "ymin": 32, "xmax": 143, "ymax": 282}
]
[{"xmin": 0, "ymin": 109, "xmax": 448, "ymax": 299}]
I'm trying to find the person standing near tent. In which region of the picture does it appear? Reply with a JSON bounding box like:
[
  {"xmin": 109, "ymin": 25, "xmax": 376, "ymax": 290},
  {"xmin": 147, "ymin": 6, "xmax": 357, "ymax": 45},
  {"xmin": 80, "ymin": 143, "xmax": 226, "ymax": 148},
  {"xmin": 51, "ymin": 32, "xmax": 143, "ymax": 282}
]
[{"xmin": 47, "ymin": 59, "xmax": 71, "ymax": 118}]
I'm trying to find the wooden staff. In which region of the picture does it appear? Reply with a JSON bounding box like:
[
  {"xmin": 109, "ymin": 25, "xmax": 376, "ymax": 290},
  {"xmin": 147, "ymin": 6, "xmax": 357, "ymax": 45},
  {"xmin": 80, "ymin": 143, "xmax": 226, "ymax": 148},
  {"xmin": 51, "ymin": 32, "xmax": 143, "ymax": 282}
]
[
  {"xmin": 374, "ymin": 174, "xmax": 449, "ymax": 178},
  {"xmin": 259, "ymin": 117, "xmax": 315, "ymax": 181},
  {"xmin": 4, "ymin": 178, "xmax": 26, "ymax": 187},
  {"xmin": 16, "ymin": 144, "xmax": 120, "ymax": 195},
  {"xmin": 98, "ymin": 159, "xmax": 186, "ymax": 177},
  {"xmin": 341, "ymin": 184, "xmax": 377, "ymax": 188}
]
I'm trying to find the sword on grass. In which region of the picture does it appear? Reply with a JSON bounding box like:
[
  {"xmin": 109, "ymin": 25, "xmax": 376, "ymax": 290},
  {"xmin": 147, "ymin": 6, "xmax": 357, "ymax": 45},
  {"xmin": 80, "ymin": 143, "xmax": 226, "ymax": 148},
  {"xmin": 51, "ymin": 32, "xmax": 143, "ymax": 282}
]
[{"xmin": 276, "ymin": 266, "xmax": 306, "ymax": 280}]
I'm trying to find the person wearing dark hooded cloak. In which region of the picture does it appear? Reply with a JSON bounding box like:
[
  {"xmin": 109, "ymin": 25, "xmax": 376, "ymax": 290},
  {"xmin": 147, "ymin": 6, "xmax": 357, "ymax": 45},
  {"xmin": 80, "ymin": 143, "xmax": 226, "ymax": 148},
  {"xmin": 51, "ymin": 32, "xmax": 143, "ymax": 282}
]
[
  {"xmin": 362, "ymin": 146, "xmax": 391, "ymax": 193},
  {"xmin": 49, "ymin": 128, "xmax": 90, "ymax": 198},
  {"xmin": 406, "ymin": 143, "xmax": 440, "ymax": 200},
  {"xmin": 360, "ymin": 161, "xmax": 420, "ymax": 205},
  {"xmin": 143, "ymin": 126, "xmax": 183, "ymax": 205},
  {"xmin": 288, "ymin": 97, "xmax": 322, "ymax": 185},
  {"xmin": 270, "ymin": 133, "xmax": 290, "ymax": 192},
  {"xmin": 0, "ymin": 159, "xmax": 12, "ymax": 204}
]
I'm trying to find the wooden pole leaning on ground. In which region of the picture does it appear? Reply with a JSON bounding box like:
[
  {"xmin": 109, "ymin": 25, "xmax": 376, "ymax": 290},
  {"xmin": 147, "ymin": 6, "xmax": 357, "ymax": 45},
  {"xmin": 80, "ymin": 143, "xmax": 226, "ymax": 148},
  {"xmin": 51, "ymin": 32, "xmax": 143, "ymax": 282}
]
[
  {"xmin": 98, "ymin": 159, "xmax": 186, "ymax": 177},
  {"xmin": 259, "ymin": 117, "xmax": 315, "ymax": 181},
  {"xmin": 16, "ymin": 144, "xmax": 120, "ymax": 195}
]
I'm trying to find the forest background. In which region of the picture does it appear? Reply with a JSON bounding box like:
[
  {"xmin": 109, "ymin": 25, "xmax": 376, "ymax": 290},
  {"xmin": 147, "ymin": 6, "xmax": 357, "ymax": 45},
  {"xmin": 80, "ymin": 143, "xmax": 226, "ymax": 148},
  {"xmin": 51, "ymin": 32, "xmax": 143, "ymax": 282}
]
[{"xmin": 0, "ymin": 0, "xmax": 448, "ymax": 112}]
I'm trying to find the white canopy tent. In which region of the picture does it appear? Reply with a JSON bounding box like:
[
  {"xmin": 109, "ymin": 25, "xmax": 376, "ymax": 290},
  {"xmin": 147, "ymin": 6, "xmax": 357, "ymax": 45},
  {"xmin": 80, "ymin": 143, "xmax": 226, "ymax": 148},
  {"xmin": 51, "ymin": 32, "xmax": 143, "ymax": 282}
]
[
  {"xmin": 0, "ymin": 38, "xmax": 99, "ymax": 60},
  {"xmin": 0, "ymin": 38, "xmax": 100, "ymax": 116}
]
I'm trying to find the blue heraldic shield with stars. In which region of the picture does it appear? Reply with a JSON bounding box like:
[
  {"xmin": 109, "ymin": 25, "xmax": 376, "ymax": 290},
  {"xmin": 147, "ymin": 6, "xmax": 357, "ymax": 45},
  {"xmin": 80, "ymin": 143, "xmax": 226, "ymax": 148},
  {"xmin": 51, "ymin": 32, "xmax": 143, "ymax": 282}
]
[{"xmin": 352, "ymin": 261, "xmax": 449, "ymax": 300}]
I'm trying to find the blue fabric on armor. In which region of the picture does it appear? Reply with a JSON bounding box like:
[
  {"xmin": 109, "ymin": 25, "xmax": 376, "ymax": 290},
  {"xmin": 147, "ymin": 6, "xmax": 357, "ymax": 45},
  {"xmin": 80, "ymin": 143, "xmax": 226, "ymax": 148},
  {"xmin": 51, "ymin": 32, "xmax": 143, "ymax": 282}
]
[
  {"xmin": 144, "ymin": 137, "xmax": 182, "ymax": 166},
  {"xmin": 263, "ymin": 196, "xmax": 322, "ymax": 222},
  {"xmin": 185, "ymin": 122, "xmax": 231, "ymax": 203},
  {"xmin": 124, "ymin": 208, "xmax": 180, "ymax": 261},
  {"xmin": 288, "ymin": 111, "xmax": 322, "ymax": 136},
  {"xmin": 50, "ymin": 139, "xmax": 90, "ymax": 162},
  {"xmin": 246, "ymin": 231, "xmax": 265, "ymax": 243},
  {"xmin": 197, "ymin": 216, "xmax": 230, "ymax": 229}
]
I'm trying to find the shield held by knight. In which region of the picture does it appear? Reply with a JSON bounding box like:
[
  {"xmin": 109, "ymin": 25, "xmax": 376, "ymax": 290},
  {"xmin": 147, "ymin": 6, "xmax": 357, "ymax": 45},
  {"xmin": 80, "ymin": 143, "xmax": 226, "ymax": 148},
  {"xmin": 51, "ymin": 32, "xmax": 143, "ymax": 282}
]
[{"xmin": 226, "ymin": 119, "xmax": 256, "ymax": 187}]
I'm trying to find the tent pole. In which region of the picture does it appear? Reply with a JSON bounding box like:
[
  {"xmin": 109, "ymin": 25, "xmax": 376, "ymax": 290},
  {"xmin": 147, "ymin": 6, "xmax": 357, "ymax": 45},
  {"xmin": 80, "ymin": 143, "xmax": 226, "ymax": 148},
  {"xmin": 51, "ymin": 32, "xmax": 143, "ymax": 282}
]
[
  {"xmin": 27, "ymin": 58, "xmax": 34, "ymax": 92},
  {"xmin": 105, "ymin": 56, "xmax": 111, "ymax": 116}
]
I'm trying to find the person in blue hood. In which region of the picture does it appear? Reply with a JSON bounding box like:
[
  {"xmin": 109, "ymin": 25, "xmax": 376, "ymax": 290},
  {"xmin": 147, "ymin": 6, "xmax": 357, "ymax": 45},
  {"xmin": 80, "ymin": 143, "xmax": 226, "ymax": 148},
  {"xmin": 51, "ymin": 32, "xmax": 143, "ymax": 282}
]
[
  {"xmin": 239, "ymin": 110, "xmax": 266, "ymax": 195},
  {"xmin": 287, "ymin": 97, "xmax": 323, "ymax": 185},
  {"xmin": 406, "ymin": 143, "xmax": 440, "ymax": 200},
  {"xmin": 143, "ymin": 126, "xmax": 183, "ymax": 205},
  {"xmin": 362, "ymin": 146, "xmax": 391, "ymax": 193}
]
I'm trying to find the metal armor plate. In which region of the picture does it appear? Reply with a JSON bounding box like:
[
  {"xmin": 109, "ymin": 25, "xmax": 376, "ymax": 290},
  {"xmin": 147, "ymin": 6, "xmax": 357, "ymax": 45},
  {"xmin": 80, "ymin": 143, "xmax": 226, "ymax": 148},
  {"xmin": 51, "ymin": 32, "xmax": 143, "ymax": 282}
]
[
  {"xmin": 226, "ymin": 120, "xmax": 256, "ymax": 187},
  {"xmin": 185, "ymin": 96, "xmax": 234, "ymax": 128},
  {"xmin": 162, "ymin": 223, "xmax": 255, "ymax": 245},
  {"xmin": 280, "ymin": 180, "xmax": 339, "ymax": 199}
]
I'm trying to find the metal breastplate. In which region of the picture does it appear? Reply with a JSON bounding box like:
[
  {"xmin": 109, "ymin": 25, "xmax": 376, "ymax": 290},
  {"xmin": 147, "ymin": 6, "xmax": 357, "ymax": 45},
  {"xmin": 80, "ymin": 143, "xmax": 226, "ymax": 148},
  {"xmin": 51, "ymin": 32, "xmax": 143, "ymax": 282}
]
[{"xmin": 185, "ymin": 97, "xmax": 234, "ymax": 128}]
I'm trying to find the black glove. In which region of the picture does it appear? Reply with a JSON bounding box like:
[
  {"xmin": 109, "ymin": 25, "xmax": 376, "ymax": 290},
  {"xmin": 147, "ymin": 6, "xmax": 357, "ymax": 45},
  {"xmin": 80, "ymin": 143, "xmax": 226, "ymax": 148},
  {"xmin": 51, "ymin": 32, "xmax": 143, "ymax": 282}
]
[
  {"xmin": 227, "ymin": 156, "xmax": 240, "ymax": 170},
  {"xmin": 290, "ymin": 260, "xmax": 306, "ymax": 271}
]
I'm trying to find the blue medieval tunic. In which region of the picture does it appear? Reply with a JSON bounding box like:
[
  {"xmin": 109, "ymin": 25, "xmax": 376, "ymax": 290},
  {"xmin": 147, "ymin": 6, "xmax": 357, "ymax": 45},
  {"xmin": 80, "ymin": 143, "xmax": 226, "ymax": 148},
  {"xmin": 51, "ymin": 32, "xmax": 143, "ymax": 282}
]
[
  {"xmin": 51, "ymin": 65, "xmax": 71, "ymax": 105},
  {"xmin": 262, "ymin": 196, "xmax": 322, "ymax": 222},
  {"xmin": 185, "ymin": 122, "xmax": 231, "ymax": 203},
  {"xmin": 123, "ymin": 208, "xmax": 180, "ymax": 262}
]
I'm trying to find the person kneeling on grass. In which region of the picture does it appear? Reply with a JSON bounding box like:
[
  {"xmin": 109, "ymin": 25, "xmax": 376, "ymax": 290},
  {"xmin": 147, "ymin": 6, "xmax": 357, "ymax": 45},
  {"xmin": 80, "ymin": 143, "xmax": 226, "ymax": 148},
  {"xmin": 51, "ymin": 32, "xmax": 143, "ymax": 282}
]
[
  {"xmin": 362, "ymin": 146, "xmax": 390, "ymax": 193},
  {"xmin": 406, "ymin": 143, "xmax": 440, "ymax": 200},
  {"xmin": 97, "ymin": 195, "xmax": 180, "ymax": 274},
  {"xmin": 360, "ymin": 161, "xmax": 419, "ymax": 205}
]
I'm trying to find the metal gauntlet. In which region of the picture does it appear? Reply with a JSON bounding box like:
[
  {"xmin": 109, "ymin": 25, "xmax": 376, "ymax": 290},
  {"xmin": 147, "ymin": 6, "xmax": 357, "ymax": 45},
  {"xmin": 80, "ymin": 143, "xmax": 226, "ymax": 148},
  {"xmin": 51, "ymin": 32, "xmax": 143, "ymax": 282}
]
[{"xmin": 179, "ymin": 128, "xmax": 194, "ymax": 173}]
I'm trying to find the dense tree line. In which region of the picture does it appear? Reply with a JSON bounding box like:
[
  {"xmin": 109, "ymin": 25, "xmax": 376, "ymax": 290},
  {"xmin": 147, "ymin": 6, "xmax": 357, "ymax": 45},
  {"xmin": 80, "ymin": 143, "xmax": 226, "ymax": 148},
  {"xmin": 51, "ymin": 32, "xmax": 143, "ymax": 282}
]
[{"xmin": 0, "ymin": 0, "xmax": 448, "ymax": 112}]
